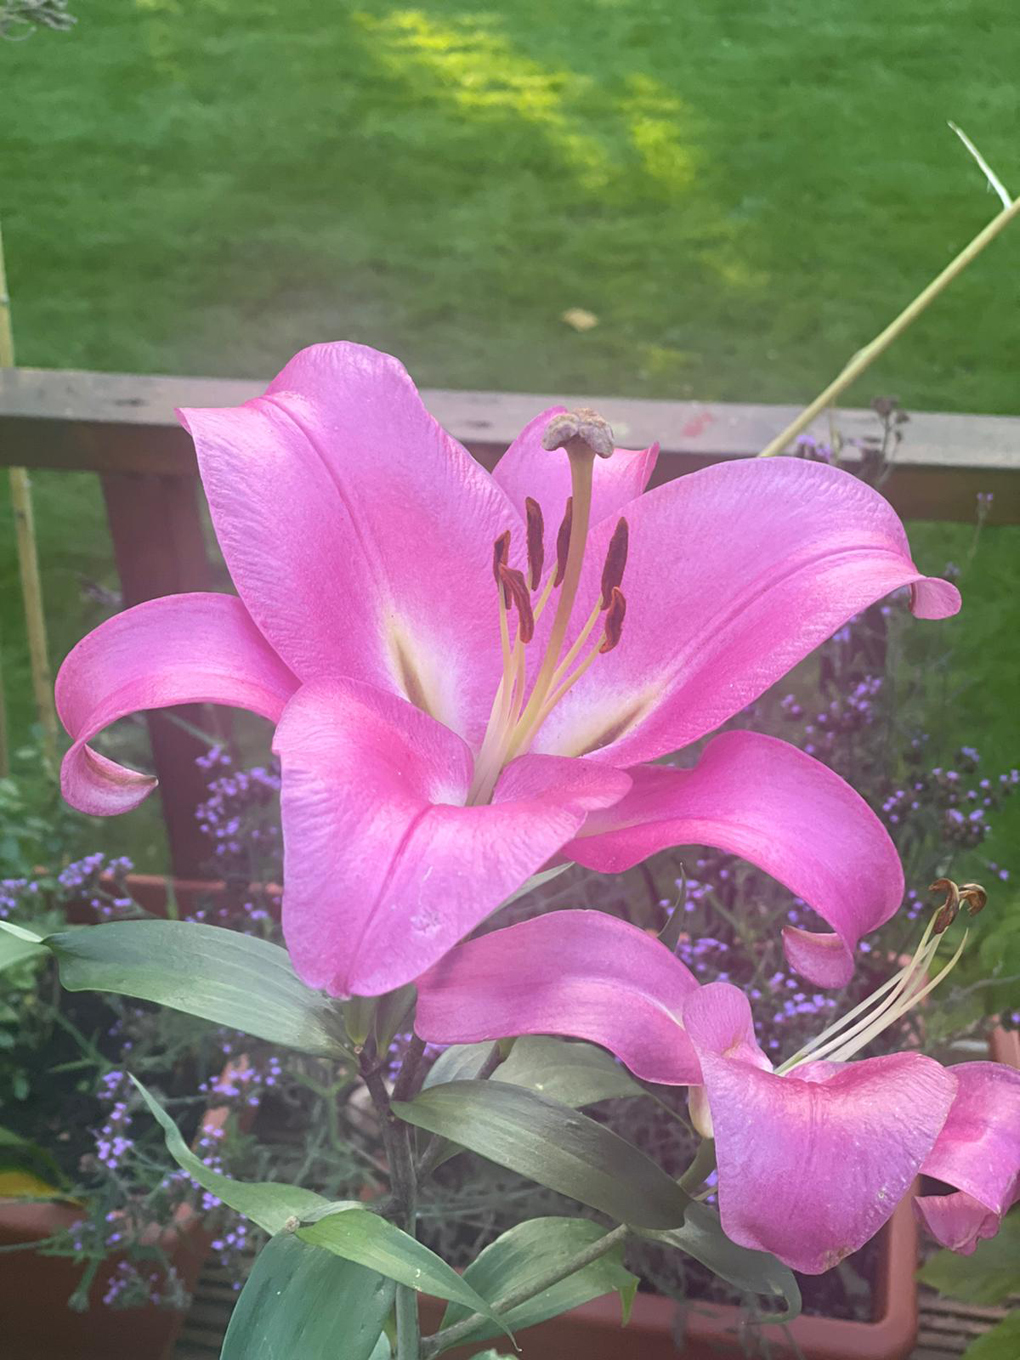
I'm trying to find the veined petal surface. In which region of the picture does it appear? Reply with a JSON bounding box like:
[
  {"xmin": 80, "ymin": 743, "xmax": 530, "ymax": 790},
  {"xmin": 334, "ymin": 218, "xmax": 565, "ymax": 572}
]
[
  {"xmin": 684, "ymin": 983, "xmax": 957, "ymax": 1274},
  {"xmin": 529, "ymin": 457, "xmax": 960, "ymax": 766},
  {"xmin": 416, "ymin": 910, "xmax": 701, "ymax": 1084},
  {"xmin": 568, "ymin": 730, "xmax": 903, "ymax": 986},
  {"xmin": 915, "ymin": 1061, "xmax": 1020, "ymax": 1253},
  {"xmin": 180, "ymin": 342, "xmax": 518, "ymax": 748},
  {"xmin": 56, "ymin": 593, "xmax": 298, "ymax": 815},
  {"xmin": 273, "ymin": 680, "xmax": 630, "ymax": 997}
]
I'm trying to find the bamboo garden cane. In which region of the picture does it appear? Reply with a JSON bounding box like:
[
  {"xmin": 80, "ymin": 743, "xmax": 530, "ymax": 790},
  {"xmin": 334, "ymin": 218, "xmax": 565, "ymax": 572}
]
[{"xmin": 0, "ymin": 219, "xmax": 59, "ymax": 772}]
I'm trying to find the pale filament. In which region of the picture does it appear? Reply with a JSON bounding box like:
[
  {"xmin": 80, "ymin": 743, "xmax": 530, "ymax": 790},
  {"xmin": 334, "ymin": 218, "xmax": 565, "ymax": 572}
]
[{"xmin": 778, "ymin": 914, "xmax": 968, "ymax": 1075}]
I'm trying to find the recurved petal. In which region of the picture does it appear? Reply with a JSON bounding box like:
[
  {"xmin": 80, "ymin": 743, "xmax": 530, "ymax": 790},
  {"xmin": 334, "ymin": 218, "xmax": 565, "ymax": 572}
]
[
  {"xmin": 492, "ymin": 406, "xmax": 658, "ymax": 570},
  {"xmin": 416, "ymin": 909, "xmax": 702, "ymax": 1084},
  {"xmin": 180, "ymin": 342, "xmax": 518, "ymax": 749},
  {"xmin": 56, "ymin": 593, "xmax": 298, "ymax": 815},
  {"xmin": 530, "ymin": 456, "xmax": 960, "ymax": 767},
  {"xmin": 915, "ymin": 1061, "xmax": 1020, "ymax": 1252},
  {"xmin": 273, "ymin": 681, "xmax": 629, "ymax": 998},
  {"xmin": 915, "ymin": 1188, "xmax": 1018, "ymax": 1256},
  {"xmin": 683, "ymin": 983, "xmax": 958, "ymax": 1274},
  {"xmin": 567, "ymin": 730, "xmax": 904, "ymax": 987}
]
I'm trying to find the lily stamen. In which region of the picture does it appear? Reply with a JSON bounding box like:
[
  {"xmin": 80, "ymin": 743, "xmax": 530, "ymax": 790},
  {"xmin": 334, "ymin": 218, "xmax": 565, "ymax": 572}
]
[{"xmin": 777, "ymin": 880, "xmax": 984, "ymax": 1075}]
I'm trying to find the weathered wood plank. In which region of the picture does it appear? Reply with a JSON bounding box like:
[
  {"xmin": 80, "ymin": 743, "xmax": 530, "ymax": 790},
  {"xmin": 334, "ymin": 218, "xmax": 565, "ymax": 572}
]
[
  {"xmin": 101, "ymin": 470, "xmax": 226, "ymax": 877},
  {"xmin": 2, "ymin": 366, "xmax": 1018, "ymax": 522}
]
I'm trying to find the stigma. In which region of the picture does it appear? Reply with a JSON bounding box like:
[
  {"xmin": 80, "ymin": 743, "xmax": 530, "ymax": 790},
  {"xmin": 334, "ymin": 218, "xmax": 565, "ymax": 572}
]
[{"xmin": 468, "ymin": 409, "xmax": 629, "ymax": 804}]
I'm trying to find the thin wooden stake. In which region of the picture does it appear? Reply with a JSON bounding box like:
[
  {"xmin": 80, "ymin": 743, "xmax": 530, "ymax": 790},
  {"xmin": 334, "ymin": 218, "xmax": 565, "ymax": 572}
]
[
  {"xmin": 0, "ymin": 221, "xmax": 59, "ymax": 769},
  {"xmin": 760, "ymin": 189, "xmax": 1020, "ymax": 458}
]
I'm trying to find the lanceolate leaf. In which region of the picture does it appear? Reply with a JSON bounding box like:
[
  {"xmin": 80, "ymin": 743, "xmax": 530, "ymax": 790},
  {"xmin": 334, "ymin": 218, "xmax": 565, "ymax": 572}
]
[
  {"xmin": 132, "ymin": 1077, "xmax": 331, "ymax": 1234},
  {"xmin": 638, "ymin": 1201, "xmax": 802, "ymax": 1320},
  {"xmin": 434, "ymin": 1216, "xmax": 638, "ymax": 1353},
  {"xmin": 221, "ymin": 1231, "xmax": 394, "ymax": 1360},
  {"xmin": 136, "ymin": 1076, "xmax": 506, "ymax": 1336},
  {"xmin": 424, "ymin": 1036, "xmax": 643, "ymax": 1108},
  {"xmin": 0, "ymin": 922, "xmax": 46, "ymax": 974},
  {"xmin": 298, "ymin": 1209, "xmax": 511, "ymax": 1341},
  {"xmin": 42, "ymin": 919, "xmax": 352, "ymax": 1058},
  {"xmin": 393, "ymin": 1081, "xmax": 691, "ymax": 1229}
]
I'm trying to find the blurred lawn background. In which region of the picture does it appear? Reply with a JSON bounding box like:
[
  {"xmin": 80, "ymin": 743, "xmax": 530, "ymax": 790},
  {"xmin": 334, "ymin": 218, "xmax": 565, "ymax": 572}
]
[{"xmin": 1, "ymin": 0, "xmax": 1018, "ymax": 870}]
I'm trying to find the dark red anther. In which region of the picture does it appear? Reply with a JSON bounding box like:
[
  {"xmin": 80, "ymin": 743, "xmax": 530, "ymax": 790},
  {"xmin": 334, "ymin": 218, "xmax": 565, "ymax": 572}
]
[
  {"xmin": 492, "ymin": 529, "xmax": 511, "ymax": 585},
  {"xmin": 553, "ymin": 497, "xmax": 573, "ymax": 587},
  {"xmin": 930, "ymin": 878, "xmax": 961, "ymax": 934},
  {"xmin": 599, "ymin": 587, "xmax": 626, "ymax": 653},
  {"xmin": 498, "ymin": 564, "xmax": 535, "ymax": 643},
  {"xmin": 600, "ymin": 518, "xmax": 629, "ymax": 607},
  {"xmin": 525, "ymin": 497, "xmax": 545, "ymax": 590}
]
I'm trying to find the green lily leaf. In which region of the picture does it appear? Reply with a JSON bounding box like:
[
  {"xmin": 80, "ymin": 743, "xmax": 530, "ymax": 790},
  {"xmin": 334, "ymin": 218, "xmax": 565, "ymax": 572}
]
[
  {"xmin": 298, "ymin": 1208, "xmax": 511, "ymax": 1342},
  {"xmin": 917, "ymin": 1210, "xmax": 1020, "ymax": 1306},
  {"xmin": 961, "ymin": 1310, "xmax": 1020, "ymax": 1360},
  {"xmin": 425, "ymin": 1036, "xmax": 643, "ymax": 1108},
  {"xmin": 222, "ymin": 1230, "xmax": 394, "ymax": 1360},
  {"xmin": 434, "ymin": 1216, "xmax": 637, "ymax": 1353},
  {"xmin": 0, "ymin": 921, "xmax": 46, "ymax": 974},
  {"xmin": 132, "ymin": 1077, "xmax": 330, "ymax": 1234},
  {"xmin": 638, "ymin": 1201, "xmax": 801, "ymax": 1320},
  {"xmin": 37, "ymin": 919, "xmax": 352, "ymax": 1058},
  {"xmin": 393, "ymin": 1080, "xmax": 690, "ymax": 1229}
]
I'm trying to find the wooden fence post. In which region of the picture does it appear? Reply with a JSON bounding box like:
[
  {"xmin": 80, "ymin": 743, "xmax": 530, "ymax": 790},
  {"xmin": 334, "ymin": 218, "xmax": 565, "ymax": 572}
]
[{"xmin": 100, "ymin": 468, "xmax": 224, "ymax": 878}]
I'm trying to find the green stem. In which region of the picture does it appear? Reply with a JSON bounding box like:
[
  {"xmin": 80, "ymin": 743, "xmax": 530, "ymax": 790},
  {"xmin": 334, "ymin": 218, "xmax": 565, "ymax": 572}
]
[
  {"xmin": 759, "ymin": 193, "xmax": 1020, "ymax": 457},
  {"xmin": 361, "ymin": 1045, "xmax": 421, "ymax": 1360},
  {"xmin": 420, "ymin": 1222, "xmax": 630, "ymax": 1358},
  {"xmin": 678, "ymin": 1138, "xmax": 717, "ymax": 1193}
]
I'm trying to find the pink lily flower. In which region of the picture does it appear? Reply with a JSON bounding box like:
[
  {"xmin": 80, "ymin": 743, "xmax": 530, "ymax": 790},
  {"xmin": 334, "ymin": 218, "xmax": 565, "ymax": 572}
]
[
  {"xmin": 56, "ymin": 343, "xmax": 959, "ymax": 997},
  {"xmin": 914, "ymin": 1061, "xmax": 1020, "ymax": 1253},
  {"xmin": 416, "ymin": 910, "xmax": 1018, "ymax": 1273}
]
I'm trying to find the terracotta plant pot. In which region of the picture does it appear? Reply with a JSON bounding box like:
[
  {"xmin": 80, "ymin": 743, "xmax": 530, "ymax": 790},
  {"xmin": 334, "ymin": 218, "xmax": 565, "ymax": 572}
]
[
  {"xmin": 419, "ymin": 1194, "xmax": 917, "ymax": 1360},
  {"xmin": 0, "ymin": 875, "xmax": 232, "ymax": 1360},
  {"xmin": 0, "ymin": 1166, "xmax": 217, "ymax": 1360}
]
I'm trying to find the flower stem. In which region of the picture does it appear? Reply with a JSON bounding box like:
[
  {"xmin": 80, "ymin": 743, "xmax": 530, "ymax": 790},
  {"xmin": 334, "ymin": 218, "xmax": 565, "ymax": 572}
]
[
  {"xmin": 759, "ymin": 193, "xmax": 1020, "ymax": 458},
  {"xmin": 361, "ymin": 1042, "xmax": 422, "ymax": 1360},
  {"xmin": 419, "ymin": 1222, "xmax": 630, "ymax": 1358}
]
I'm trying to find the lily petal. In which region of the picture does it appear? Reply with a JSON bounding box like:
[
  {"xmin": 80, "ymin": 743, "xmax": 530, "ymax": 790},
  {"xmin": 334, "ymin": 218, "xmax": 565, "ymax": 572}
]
[
  {"xmin": 56, "ymin": 594, "xmax": 298, "ymax": 815},
  {"xmin": 567, "ymin": 731, "xmax": 903, "ymax": 987},
  {"xmin": 180, "ymin": 342, "xmax": 518, "ymax": 748},
  {"xmin": 915, "ymin": 1061, "xmax": 1020, "ymax": 1253},
  {"xmin": 915, "ymin": 1189, "xmax": 1018, "ymax": 1256},
  {"xmin": 273, "ymin": 679, "xmax": 630, "ymax": 997},
  {"xmin": 683, "ymin": 983, "xmax": 958, "ymax": 1274},
  {"xmin": 530, "ymin": 456, "xmax": 960, "ymax": 766},
  {"xmin": 492, "ymin": 405, "xmax": 659, "ymax": 569},
  {"xmin": 416, "ymin": 910, "xmax": 701, "ymax": 1083}
]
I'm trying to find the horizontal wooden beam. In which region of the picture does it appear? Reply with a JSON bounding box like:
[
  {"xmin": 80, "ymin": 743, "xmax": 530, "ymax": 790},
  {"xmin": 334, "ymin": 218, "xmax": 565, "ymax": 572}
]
[{"xmin": 1, "ymin": 366, "xmax": 1018, "ymax": 522}]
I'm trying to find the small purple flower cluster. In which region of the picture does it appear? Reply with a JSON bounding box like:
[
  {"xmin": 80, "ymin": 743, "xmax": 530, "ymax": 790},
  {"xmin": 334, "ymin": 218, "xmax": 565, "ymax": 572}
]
[
  {"xmin": 56, "ymin": 852, "xmax": 135, "ymax": 919},
  {"xmin": 197, "ymin": 1052, "xmax": 283, "ymax": 1111},
  {"xmin": 0, "ymin": 875, "xmax": 38, "ymax": 918},
  {"xmin": 101, "ymin": 1260, "xmax": 186, "ymax": 1309},
  {"xmin": 194, "ymin": 747, "xmax": 281, "ymax": 880}
]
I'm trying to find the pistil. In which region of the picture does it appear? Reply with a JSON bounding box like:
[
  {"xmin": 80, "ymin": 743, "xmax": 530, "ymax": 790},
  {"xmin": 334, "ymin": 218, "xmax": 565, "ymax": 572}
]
[{"xmin": 467, "ymin": 407, "xmax": 626, "ymax": 804}]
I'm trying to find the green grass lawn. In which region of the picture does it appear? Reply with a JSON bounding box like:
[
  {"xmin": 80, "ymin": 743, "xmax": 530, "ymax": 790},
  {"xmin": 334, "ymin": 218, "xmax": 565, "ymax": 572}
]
[{"xmin": 2, "ymin": 0, "xmax": 1018, "ymax": 870}]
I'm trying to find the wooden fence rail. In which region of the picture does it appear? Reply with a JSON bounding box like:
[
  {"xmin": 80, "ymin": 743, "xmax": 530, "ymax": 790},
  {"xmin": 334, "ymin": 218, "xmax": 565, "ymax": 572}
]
[{"xmin": 2, "ymin": 366, "xmax": 1018, "ymax": 875}]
